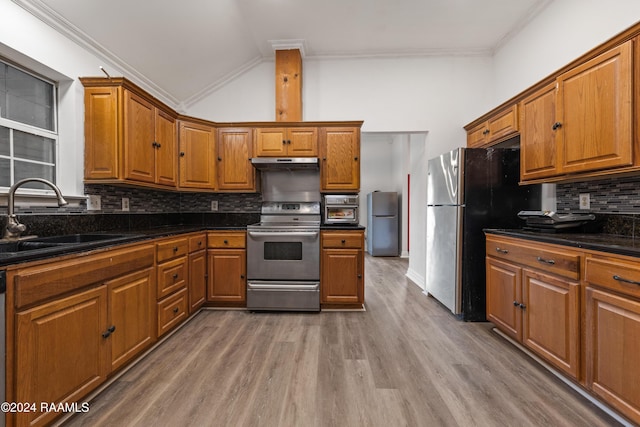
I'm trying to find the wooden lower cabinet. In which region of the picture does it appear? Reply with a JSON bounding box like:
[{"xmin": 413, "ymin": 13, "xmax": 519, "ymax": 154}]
[
  {"xmin": 106, "ymin": 268, "xmax": 155, "ymax": 372},
  {"xmin": 485, "ymin": 235, "xmax": 580, "ymax": 380},
  {"xmin": 585, "ymin": 255, "xmax": 640, "ymax": 424},
  {"xmin": 320, "ymin": 230, "xmax": 365, "ymax": 307},
  {"xmin": 207, "ymin": 231, "xmax": 246, "ymax": 306},
  {"xmin": 157, "ymin": 287, "xmax": 189, "ymax": 338},
  {"xmin": 188, "ymin": 234, "xmax": 207, "ymax": 314},
  {"xmin": 207, "ymin": 249, "xmax": 246, "ymax": 305}
]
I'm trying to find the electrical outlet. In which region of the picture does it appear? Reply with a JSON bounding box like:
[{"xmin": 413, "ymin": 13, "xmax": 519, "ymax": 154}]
[
  {"xmin": 122, "ymin": 198, "xmax": 130, "ymax": 212},
  {"xmin": 579, "ymin": 193, "xmax": 591, "ymax": 210},
  {"xmin": 211, "ymin": 200, "xmax": 218, "ymax": 212},
  {"xmin": 87, "ymin": 195, "xmax": 101, "ymax": 211}
]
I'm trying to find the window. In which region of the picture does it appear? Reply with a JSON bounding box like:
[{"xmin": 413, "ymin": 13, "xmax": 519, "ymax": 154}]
[{"xmin": 0, "ymin": 59, "xmax": 57, "ymax": 191}]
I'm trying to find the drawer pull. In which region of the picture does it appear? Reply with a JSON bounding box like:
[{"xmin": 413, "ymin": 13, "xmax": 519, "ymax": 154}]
[
  {"xmin": 512, "ymin": 301, "xmax": 526, "ymax": 309},
  {"xmin": 341, "ymin": 239, "xmax": 346, "ymax": 244},
  {"xmin": 173, "ymin": 273, "xmax": 179, "ymax": 280},
  {"xmin": 224, "ymin": 240, "xmax": 228, "ymax": 244},
  {"xmin": 101, "ymin": 325, "xmax": 116, "ymax": 339},
  {"xmin": 536, "ymin": 256, "xmax": 555, "ymax": 265},
  {"xmin": 173, "ymin": 307, "xmax": 179, "ymax": 314},
  {"xmin": 513, "ymin": 300, "xmax": 519, "ymax": 306},
  {"xmin": 173, "ymin": 247, "xmax": 179, "ymax": 252},
  {"xmin": 613, "ymin": 275, "xmax": 640, "ymax": 286},
  {"xmin": 495, "ymin": 247, "xmax": 509, "ymax": 254}
]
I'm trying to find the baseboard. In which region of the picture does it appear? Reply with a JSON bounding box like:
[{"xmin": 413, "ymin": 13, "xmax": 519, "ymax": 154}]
[{"xmin": 405, "ymin": 268, "xmax": 424, "ymax": 290}]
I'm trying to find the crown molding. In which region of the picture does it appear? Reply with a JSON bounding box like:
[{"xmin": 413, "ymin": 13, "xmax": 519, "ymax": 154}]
[
  {"xmin": 269, "ymin": 39, "xmax": 307, "ymax": 57},
  {"xmin": 11, "ymin": 0, "xmax": 180, "ymax": 107},
  {"xmin": 492, "ymin": 0, "xmax": 554, "ymax": 53}
]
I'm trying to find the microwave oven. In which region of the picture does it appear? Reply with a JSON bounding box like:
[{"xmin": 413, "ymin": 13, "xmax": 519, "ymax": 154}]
[{"xmin": 323, "ymin": 195, "xmax": 359, "ymax": 224}]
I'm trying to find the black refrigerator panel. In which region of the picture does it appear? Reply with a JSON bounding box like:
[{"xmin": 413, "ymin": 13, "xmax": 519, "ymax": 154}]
[{"xmin": 460, "ymin": 148, "xmax": 541, "ymax": 321}]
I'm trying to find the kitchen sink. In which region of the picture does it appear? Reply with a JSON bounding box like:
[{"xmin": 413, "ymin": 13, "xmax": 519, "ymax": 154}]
[
  {"xmin": 0, "ymin": 240, "xmax": 65, "ymax": 253},
  {"xmin": 27, "ymin": 233, "xmax": 132, "ymax": 244}
]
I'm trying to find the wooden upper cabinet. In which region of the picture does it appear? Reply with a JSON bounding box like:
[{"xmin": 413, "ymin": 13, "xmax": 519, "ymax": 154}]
[
  {"xmin": 254, "ymin": 127, "xmax": 318, "ymax": 157},
  {"xmin": 81, "ymin": 78, "xmax": 178, "ymax": 188},
  {"xmin": 520, "ymin": 82, "xmax": 560, "ymax": 181},
  {"xmin": 217, "ymin": 128, "xmax": 256, "ymax": 191},
  {"xmin": 557, "ymin": 40, "xmax": 633, "ymax": 174},
  {"xmin": 178, "ymin": 120, "xmax": 216, "ymax": 190},
  {"xmin": 466, "ymin": 105, "xmax": 519, "ymax": 148},
  {"xmin": 320, "ymin": 126, "xmax": 361, "ymax": 192}
]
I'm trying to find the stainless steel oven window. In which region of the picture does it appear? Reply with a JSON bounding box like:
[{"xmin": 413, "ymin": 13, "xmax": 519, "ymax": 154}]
[{"xmin": 264, "ymin": 241, "xmax": 303, "ymax": 260}]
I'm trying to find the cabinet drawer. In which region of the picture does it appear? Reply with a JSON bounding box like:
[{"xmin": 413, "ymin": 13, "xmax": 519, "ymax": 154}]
[
  {"xmin": 157, "ymin": 257, "xmax": 187, "ymax": 299},
  {"xmin": 486, "ymin": 236, "xmax": 580, "ymax": 280},
  {"xmin": 157, "ymin": 238, "xmax": 189, "ymax": 262},
  {"xmin": 322, "ymin": 232, "xmax": 363, "ymax": 249},
  {"xmin": 189, "ymin": 234, "xmax": 207, "ymax": 252},
  {"xmin": 585, "ymin": 256, "xmax": 640, "ymax": 299},
  {"xmin": 208, "ymin": 232, "xmax": 246, "ymax": 248},
  {"xmin": 157, "ymin": 287, "xmax": 188, "ymax": 337}
]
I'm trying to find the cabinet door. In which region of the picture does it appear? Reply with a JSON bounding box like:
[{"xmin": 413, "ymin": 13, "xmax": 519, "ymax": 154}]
[
  {"xmin": 522, "ymin": 269, "xmax": 580, "ymax": 379},
  {"xmin": 178, "ymin": 121, "xmax": 216, "ymax": 189},
  {"xmin": 155, "ymin": 109, "xmax": 177, "ymax": 186},
  {"xmin": 107, "ymin": 268, "xmax": 155, "ymax": 372},
  {"xmin": 487, "ymin": 105, "xmax": 518, "ymax": 143},
  {"xmin": 321, "ymin": 248, "xmax": 363, "ymax": 304},
  {"xmin": 124, "ymin": 90, "xmax": 156, "ymax": 183},
  {"xmin": 208, "ymin": 249, "xmax": 246, "ymax": 303},
  {"xmin": 486, "ymin": 257, "xmax": 522, "ymax": 342},
  {"xmin": 586, "ymin": 287, "xmax": 640, "ymax": 424},
  {"xmin": 83, "ymin": 86, "xmax": 119, "ymax": 180},
  {"xmin": 466, "ymin": 122, "xmax": 488, "ymax": 148},
  {"xmin": 557, "ymin": 41, "xmax": 633, "ymax": 174},
  {"xmin": 254, "ymin": 128, "xmax": 287, "ymax": 157},
  {"xmin": 189, "ymin": 250, "xmax": 207, "ymax": 313},
  {"xmin": 15, "ymin": 286, "xmax": 108, "ymax": 427},
  {"xmin": 217, "ymin": 128, "xmax": 255, "ymax": 191},
  {"xmin": 287, "ymin": 127, "xmax": 318, "ymax": 156},
  {"xmin": 320, "ymin": 127, "xmax": 360, "ymax": 191},
  {"xmin": 520, "ymin": 83, "xmax": 560, "ymax": 181}
]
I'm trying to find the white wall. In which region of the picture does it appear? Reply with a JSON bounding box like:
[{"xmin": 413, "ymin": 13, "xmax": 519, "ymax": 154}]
[{"xmin": 491, "ymin": 0, "xmax": 640, "ymax": 110}]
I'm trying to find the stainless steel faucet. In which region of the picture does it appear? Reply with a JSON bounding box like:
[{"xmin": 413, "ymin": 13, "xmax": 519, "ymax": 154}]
[{"xmin": 4, "ymin": 178, "xmax": 68, "ymax": 240}]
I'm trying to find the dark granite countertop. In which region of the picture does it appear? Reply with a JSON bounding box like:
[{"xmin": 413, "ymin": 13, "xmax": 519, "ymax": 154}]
[
  {"xmin": 0, "ymin": 225, "xmax": 249, "ymax": 267},
  {"xmin": 485, "ymin": 228, "xmax": 640, "ymax": 258},
  {"xmin": 321, "ymin": 224, "xmax": 366, "ymax": 230}
]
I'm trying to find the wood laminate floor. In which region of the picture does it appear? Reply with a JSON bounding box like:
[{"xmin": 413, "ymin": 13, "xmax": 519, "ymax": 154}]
[{"xmin": 64, "ymin": 255, "xmax": 621, "ymax": 427}]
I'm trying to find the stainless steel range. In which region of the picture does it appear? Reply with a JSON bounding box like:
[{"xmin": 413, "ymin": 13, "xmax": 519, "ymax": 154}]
[{"xmin": 247, "ymin": 201, "xmax": 321, "ymax": 311}]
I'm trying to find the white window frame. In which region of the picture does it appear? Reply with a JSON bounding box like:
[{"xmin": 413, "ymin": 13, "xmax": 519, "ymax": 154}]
[{"xmin": 0, "ymin": 58, "xmax": 59, "ymax": 194}]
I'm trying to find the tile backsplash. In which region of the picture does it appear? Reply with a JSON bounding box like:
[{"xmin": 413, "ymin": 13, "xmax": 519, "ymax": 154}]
[{"xmin": 556, "ymin": 176, "xmax": 640, "ymax": 213}]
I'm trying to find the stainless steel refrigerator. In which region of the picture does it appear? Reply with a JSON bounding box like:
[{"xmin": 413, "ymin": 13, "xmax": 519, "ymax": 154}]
[
  {"xmin": 367, "ymin": 191, "xmax": 399, "ymax": 256},
  {"xmin": 426, "ymin": 147, "xmax": 540, "ymax": 321}
]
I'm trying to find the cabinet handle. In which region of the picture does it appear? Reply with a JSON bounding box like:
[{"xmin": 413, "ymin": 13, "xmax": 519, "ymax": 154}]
[
  {"xmin": 218, "ymin": 157, "xmax": 222, "ymax": 161},
  {"xmin": 173, "ymin": 273, "xmax": 179, "ymax": 280},
  {"xmin": 341, "ymin": 239, "xmax": 346, "ymax": 244},
  {"xmin": 173, "ymin": 307, "xmax": 179, "ymax": 314},
  {"xmin": 173, "ymin": 247, "xmax": 179, "ymax": 252},
  {"xmin": 282, "ymin": 140, "xmax": 286, "ymax": 145},
  {"xmin": 552, "ymin": 122, "xmax": 562, "ymax": 130},
  {"xmin": 240, "ymin": 274, "xmax": 245, "ymax": 279},
  {"xmin": 613, "ymin": 275, "xmax": 640, "ymax": 286},
  {"xmin": 287, "ymin": 140, "xmax": 291, "ymax": 145},
  {"xmin": 482, "ymin": 129, "xmax": 490, "ymax": 135},
  {"xmin": 180, "ymin": 152, "xmax": 185, "ymax": 157},
  {"xmin": 322, "ymin": 157, "xmax": 327, "ymax": 161},
  {"xmin": 357, "ymin": 274, "xmax": 362, "ymax": 278},
  {"xmin": 519, "ymin": 303, "xmax": 526, "ymax": 309},
  {"xmin": 198, "ymin": 241, "xmax": 203, "ymax": 246},
  {"xmin": 157, "ymin": 143, "xmax": 161, "ymax": 148},
  {"xmin": 101, "ymin": 325, "xmax": 116, "ymax": 339},
  {"xmin": 495, "ymin": 247, "xmax": 509, "ymax": 254},
  {"xmin": 152, "ymin": 142, "xmax": 158, "ymax": 148},
  {"xmin": 224, "ymin": 240, "xmax": 228, "ymax": 244},
  {"xmin": 354, "ymin": 156, "xmax": 358, "ymax": 161},
  {"xmin": 536, "ymin": 256, "xmax": 555, "ymax": 265},
  {"xmin": 513, "ymin": 300, "xmax": 519, "ymax": 307}
]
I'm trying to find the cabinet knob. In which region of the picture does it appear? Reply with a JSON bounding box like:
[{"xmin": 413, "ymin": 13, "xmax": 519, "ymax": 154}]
[
  {"xmin": 173, "ymin": 273, "xmax": 179, "ymax": 280},
  {"xmin": 519, "ymin": 303, "xmax": 527, "ymax": 309},
  {"xmin": 198, "ymin": 241, "xmax": 202, "ymax": 246},
  {"xmin": 482, "ymin": 129, "xmax": 490, "ymax": 135},
  {"xmin": 101, "ymin": 325, "xmax": 116, "ymax": 338},
  {"xmin": 513, "ymin": 300, "xmax": 519, "ymax": 307},
  {"xmin": 323, "ymin": 157, "xmax": 327, "ymax": 161},
  {"xmin": 224, "ymin": 240, "xmax": 228, "ymax": 244},
  {"xmin": 357, "ymin": 274, "xmax": 362, "ymax": 278},
  {"xmin": 240, "ymin": 274, "xmax": 245, "ymax": 279},
  {"xmin": 218, "ymin": 157, "xmax": 222, "ymax": 161},
  {"xmin": 180, "ymin": 152, "xmax": 185, "ymax": 157},
  {"xmin": 341, "ymin": 239, "xmax": 346, "ymax": 244},
  {"xmin": 173, "ymin": 247, "xmax": 179, "ymax": 252},
  {"xmin": 157, "ymin": 143, "xmax": 161, "ymax": 148},
  {"xmin": 152, "ymin": 142, "xmax": 157, "ymax": 148},
  {"xmin": 287, "ymin": 140, "xmax": 291, "ymax": 145},
  {"xmin": 552, "ymin": 122, "xmax": 562, "ymax": 130},
  {"xmin": 173, "ymin": 307, "xmax": 179, "ymax": 314}
]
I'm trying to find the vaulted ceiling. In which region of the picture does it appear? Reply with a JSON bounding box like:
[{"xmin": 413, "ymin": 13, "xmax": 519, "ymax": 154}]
[{"xmin": 15, "ymin": 0, "xmax": 552, "ymax": 107}]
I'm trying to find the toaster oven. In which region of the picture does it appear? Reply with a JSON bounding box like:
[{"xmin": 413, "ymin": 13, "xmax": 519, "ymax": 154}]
[{"xmin": 323, "ymin": 195, "xmax": 359, "ymax": 224}]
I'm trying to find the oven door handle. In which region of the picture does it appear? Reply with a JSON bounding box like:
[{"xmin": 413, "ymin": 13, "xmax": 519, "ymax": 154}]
[
  {"xmin": 248, "ymin": 231, "xmax": 319, "ymax": 238},
  {"xmin": 248, "ymin": 282, "xmax": 319, "ymax": 291}
]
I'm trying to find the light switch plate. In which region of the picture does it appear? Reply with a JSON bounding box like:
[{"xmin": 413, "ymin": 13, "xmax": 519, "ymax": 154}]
[
  {"xmin": 87, "ymin": 195, "xmax": 101, "ymax": 211},
  {"xmin": 211, "ymin": 200, "xmax": 218, "ymax": 212},
  {"xmin": 122, "ymin": 198, "xmax": 130, "ymax": 212}
]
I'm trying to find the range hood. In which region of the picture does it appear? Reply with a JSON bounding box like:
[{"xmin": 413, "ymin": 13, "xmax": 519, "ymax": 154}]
[{"xmin": 251, "ymin": 157, "xmax": 319, "ymax": 170}]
